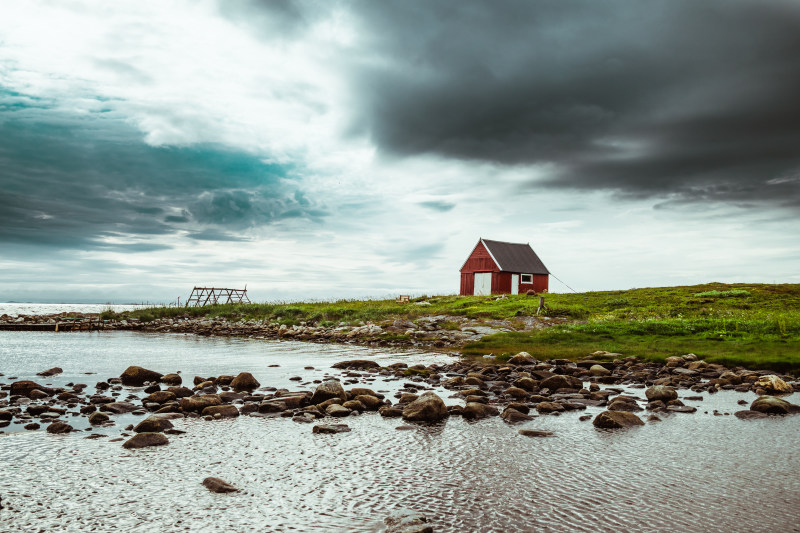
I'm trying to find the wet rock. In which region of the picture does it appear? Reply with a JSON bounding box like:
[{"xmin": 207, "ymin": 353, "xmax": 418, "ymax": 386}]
[
  {"xmin": 750, "ymin": 395, "xmax": 796, "ymax": 415},
  {"xmin": 518, "ymin": 429, "xmax": 554, "ymax": 437},
  {"xmin": 343, "ymin": 400, "xmax": 365, "ymax": 412},
  {"xmin": 507, "ymin": 352, "xmax": 535, "ymax": 365},
  {"xmin": 180, "ymin": 395, "xmax": 222, "ymax": 413},
  {"xmin": 608, "ymin": 397, "xmax": 643, "ymax": 412},
  {"xmin": 462, "ymin": 402, "xmax": 499, "ymax": 420},
  {"xmin": 229, "ymin": 372, "xmax": 260, "ymax": 392},
  {"xmin": 325, "ymin": 404, "xmax": 351, "ymax": 417},
  {"xmin": 385, "ymin": 508, "xmax": 433, "ymax": 533},
  {"xmin": 312, "ymin": 424, "xmax": 351, "ymax": 434},
  {"xmin": 540, "ymin": 375, "xmax": 582, "ymax": 391},
  {"xmin": 349, "ymin": 387, "xmax": 380, "ymax": 398},
  {"xmin": 36, "ymin": 367, "xmax": 63, "ymax": 377},
  {"xmin": 0, "ymin": 410, "xmax": 12, "ymax": 421},
  {"xmin": 402, "ymin": 392, "xmax": 449, "ymax": 422},
  {"xmin": 167, "ymin": 386, "xmax": 194, "ymax": 398},
  {"xmin": 120, "ymin": 366, "xmax": 163, "ymax": 387},
  {"xmin": 46, "ymin": 421, "xmax": 73, "ymax": 434},
  {"xmin": 592, "ymin": 411, "xmax": 645, "ymax": 428},
  {"xmin": 734, "ymin": 410, "xmax": 769, "ymax": 420},
  {"xmin": 645, "ymin": 385, "xmax": 678, "ymax": 402},
  {"xmin": 134, "ymin": 416, "xmax": 175, "ymax": 432},
  {"xmin": 753, "ymin": 375, "xmax": 793, "ymax": 395},
  {"xmin": 202, "ymin": 477, "xmax": 239, "ymax": 493},
  {"xmin": 88, "ymin": 411, "xmax": 110, "ymax": 425},
  {"xmin": 29, "ymin": 389, "xmax": 50, "ymax": 400},
  {"xmin": 100, "ymin": 402, "xmax": 139, "ymax": 414},
  {"xmin": 513, "ymin": 377, "xmax": 538, "ymax": 392},
  {"xmin": 504, "ymin": 386, "xmax": 528, "ymax": 400},
  {"xmin": 667, "ymin": 405, "xmax": 697, "ymax": 413},
  {"xmin": 258, "ymin": 401, "xmax": 286, "ymax": 414},
  {"xmin": 501, "ymin": 407, "xmax": 533, "ymax": 423},
  {"xmin": 201, "ymin": 405, "xmax": 240, "ymax": 418},
  {"xmin": 589, "ymin": 364, "xmax": 611, "ymax": 376},
  {"xmin": 10, "ymin": 381, "xmax": 52, "ymax": 398},
  {"xmin": 354, "ymin": 394, "xmax": 383, "ymax": 411},
  {"xmin": 310, "ymin": 380, "xmax": 347, "ymax": 405},
  {"xmin": 161, "ymin": 373, "xmax": 182, "ymax": 386},
  {"xmin": 647, "ymin": 415, "xmax": 662, "ymax": 422},
  {"xmin": 331, "ymin": 360, "xmax": 381, "ymax": 370},
  {"xmin": 535, "ymin": 402, "xmax": 565, "ymax": 414},
  {"xmin": 379, "ymin": 406, "xmax": 403, "ymax": 418},
  {"xmin": 122, "ymin": 432, "xmax": 169, "ymax": 449},
  {"xmin": 146, "ymin": 391, "xmax": 176, "ymax": 404},
  {"xmin": 24, "ymin": 422, "xmax": 40, "ymax": 430}
]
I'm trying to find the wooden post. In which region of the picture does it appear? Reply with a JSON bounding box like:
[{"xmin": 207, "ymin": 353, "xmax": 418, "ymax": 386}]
[{"xmin": 537, "ymin": 296, "xmax": 545, "ymax": 315}]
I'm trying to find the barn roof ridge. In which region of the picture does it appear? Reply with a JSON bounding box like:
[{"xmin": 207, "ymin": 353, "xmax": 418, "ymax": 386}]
[{"xmin": 479, "ymin": 238, "xmax": 549, "ymax": 275}]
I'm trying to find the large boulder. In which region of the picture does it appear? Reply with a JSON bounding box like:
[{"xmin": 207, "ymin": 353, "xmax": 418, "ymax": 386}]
[
  {"xmin": 46, "ymin": 421, "xmax": 73, "ymax": 434},
  {"xmin": 753, "ymin": 375, "xmax": 793, "ymax": 395},
  {"xmin": 180, "ymin": 395, "xmax": 222, "ymax": 413},
  {"xmin": 229, "ymin": 372, "xmax": 260, "ymax": 392},
  {"xmin": 310, "ymin": 380, "xmax": 347, "ymax": 405},
  {"xmin": 540, "ymin": 375, "xmax": 583, "ymax": 391},
  {"xmin": 120, "ymin": 366, "xmax": 163, "ymax": 386},
  {"xmin": 10, "ymin": 381, "xmax": 52, "ymax": 398},
  {"xmin": 750, "ymin": 395, "xmax": 797, "ymax": 415},
  {"xmin": 461, "ymin": 402, "xmax": 499, "ymax": 420},
  {"xmin": 401, "ymin": 392, "xmax": 448, "ymax": 422},
  {"xmin": 134, "ymin": 416, "xmax": 175, "ymax": 432},
  {"xmin": 592, "ymin": 410, "xmax": 644, "ymax": 428},
  {"xmin": 161, "ymin": 373, "xmax": 182, "ymax": 386},
  {"xmin": 202, "ymin": 405, "xmax": 240, "ymax": 418},
  {"xmin": 645, "ymin": 385, "xmax": 678, "ymax": 402},
  {"xmin": 202, "ymin": 477, "xmax": 239, "ymax": 493},
  {"xmin": 122, "ymin": 432, "xmax": 169, "ymax": 449}
]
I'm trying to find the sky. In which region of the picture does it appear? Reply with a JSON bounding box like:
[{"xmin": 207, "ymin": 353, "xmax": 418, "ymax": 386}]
[{"xmin": 1, "ymin": 0, "xmax": 799, "ymax": 303}]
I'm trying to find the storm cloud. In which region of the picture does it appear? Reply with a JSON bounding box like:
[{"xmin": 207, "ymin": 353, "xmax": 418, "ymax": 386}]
[{"xmin": 243, "ymin": 0, "xmax": 800, "ymax": 206}]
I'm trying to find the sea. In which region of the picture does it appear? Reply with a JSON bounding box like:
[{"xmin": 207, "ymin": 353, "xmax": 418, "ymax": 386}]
[{"xmin": 0, "ymin": 305, "xmax": 798, "ymax": 532}]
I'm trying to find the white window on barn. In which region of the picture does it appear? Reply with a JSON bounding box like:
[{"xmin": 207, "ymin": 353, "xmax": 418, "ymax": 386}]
[{"xmin": 521, "ymin": 274, "xmax": 533, "ymax": 284}]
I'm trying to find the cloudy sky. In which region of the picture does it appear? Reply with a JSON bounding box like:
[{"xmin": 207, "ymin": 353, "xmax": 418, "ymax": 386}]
[{"xmin": 1, "ymin": 0, "xmax": 798, "ymax": 303}]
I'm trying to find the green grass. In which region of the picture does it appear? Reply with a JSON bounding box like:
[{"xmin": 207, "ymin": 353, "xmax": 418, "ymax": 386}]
[{"xmin": 110, "ymin": 283, "xmax": 800, "ymax": 372}]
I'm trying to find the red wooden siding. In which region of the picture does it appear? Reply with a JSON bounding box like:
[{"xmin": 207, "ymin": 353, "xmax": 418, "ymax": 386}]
[
  {"xmin": 460, "ymin": 273, "xmax": 474, "ymax": 295},
  {"xmin": 460, "ymin": 240, "xmax": 549, "ymax": 295},
  {"xmin": 460, "ymin": 241, "xmax": 498, "ymax": 273}
]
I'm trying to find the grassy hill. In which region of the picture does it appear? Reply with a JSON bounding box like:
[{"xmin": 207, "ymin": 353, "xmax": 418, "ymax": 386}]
[{"xmin": 119, "ymin": 283, "xmax": 800, "ymax": 373}]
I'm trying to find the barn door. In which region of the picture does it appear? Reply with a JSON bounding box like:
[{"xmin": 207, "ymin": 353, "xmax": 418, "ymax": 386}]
[
  {"xmin": 474, "ymin": 273, "xmax": 491, "ymax": 296},
  {"xmin": 511, "ymin": 274, "xmax": 519, "ymax": 295}
]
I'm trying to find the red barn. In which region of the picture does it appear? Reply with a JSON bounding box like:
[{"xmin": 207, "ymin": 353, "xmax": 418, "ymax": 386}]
[{"xmin": 460, "ymin": 238, "xmax": 549, "ymax": 296}]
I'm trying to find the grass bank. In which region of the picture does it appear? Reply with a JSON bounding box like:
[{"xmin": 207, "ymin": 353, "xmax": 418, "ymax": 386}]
[{"xmin": 113, "ymin": 283, "xmax": 800, "ymax": 373}]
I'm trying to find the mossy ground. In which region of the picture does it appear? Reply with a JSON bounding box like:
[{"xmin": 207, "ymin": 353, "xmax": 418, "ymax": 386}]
[{"xmin": 115, "ymin": 283, "xmax": 800, "ymax": 373}]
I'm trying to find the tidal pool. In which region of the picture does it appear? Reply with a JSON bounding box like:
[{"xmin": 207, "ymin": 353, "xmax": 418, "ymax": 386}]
[{"xmin": 1, "ymin": 331, "xmax": 798, "ymax": 532}]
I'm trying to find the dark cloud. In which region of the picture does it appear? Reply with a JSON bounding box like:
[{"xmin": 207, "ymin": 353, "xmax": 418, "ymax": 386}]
[
  {"xmin": 0, "ymin": 111, "xmax": 326, "ymax": 249},
  {"xmin": 332, "ymin": 0, "xmax": 800, "ymax": 207}
]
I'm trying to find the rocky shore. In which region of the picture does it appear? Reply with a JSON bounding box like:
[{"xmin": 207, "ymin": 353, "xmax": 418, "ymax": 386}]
[{"xmin": 0, "ymin": 311, "xmax": 570, "ymax": 349}]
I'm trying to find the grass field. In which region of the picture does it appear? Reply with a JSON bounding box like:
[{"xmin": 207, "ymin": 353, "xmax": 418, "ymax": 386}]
[{"xmin": 116, "ymin": 283, "xmax": 800, "ymax": 373}]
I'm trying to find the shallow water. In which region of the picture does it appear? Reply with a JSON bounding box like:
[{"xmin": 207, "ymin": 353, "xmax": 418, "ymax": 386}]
[
  {"xmin": 0, "ymin": 302, "xmax": 146, "ymax": 317},
  {"xmin": 1, "ymin": 331, "xmax": 799, "ymax": 532}
]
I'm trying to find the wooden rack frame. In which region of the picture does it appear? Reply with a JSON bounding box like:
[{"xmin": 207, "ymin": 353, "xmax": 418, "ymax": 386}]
[{"xmin": 185, "ymin": 286, "xmax": 251, "ymax": 307}]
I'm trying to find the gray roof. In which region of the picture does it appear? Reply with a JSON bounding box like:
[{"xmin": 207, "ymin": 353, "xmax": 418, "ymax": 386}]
[{"xmin": 481, "ymin": 239, "xmax": 549, "ymax": 274}]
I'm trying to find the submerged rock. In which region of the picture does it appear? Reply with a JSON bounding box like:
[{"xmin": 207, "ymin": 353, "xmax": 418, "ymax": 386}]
[
  {"xmin": 134, "ymin": 416, "xmax": 175, "ymax": 433},
  {"xmin": 592, "ymin": 411, "xmax": 645, "ymax": 429},
  {"xmin": 401, "ymin": 392, "xmax": 448, "ymax": 422},
  {"xmin": 122, "ymin": 432, "xmax": 169, "ymax": 449},
  {"xmin": 518, "ymin": 429, "xmax": 554, "ymax": 437},
  {"xmin": 385, "ymin": 508, "xmax": 433, "ymax": 533},
  {"xmin": 312, "ymin": 424, "xmax": 351, "ymax": 434},
  {"xmin": 734, "ymin": 410, "xmax": 769, "ymax": 420},
  {"xmin": 36, "ymin": 367, "xmax": 63, "ymax": 377},
  {"xmin": 202, "ymin": 477, "xmax": 239, "ymax": 493}
]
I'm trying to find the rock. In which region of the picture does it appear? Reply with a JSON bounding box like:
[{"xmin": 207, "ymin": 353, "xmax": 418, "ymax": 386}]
[
  {"xmin": 100, "ymin": 402, "xmax": 139, "ymax": 414},
  {"xmin": 120, "ymin": 366, "xmax": 163, "ymax": 386},
  {"xmin": 24, "ymin": 422, "xmax": 40, "ymax": 430},
  {"xmin": 501, "ymin": 407, "xmax": 533, "ymax": 423},
  {"xmin": 513, "ymin": 377, "xmax": 538, "ymax": 391},
  {"xmin": 202, "ymin": 477, "xmax": 239, "ymax": 493},
  {"xmin": 508, "ymin": 352, "xmax": 535, "ymax": 365},
  {"xmin": 46, "ymin": 421, "xmax": 73, "ymax": 434},
  {"xmin": 229, "ymin": 372, "xmax": 260, "ymax": 392},
  {"xmin": 645, "ymin": 385, "xmax": 678, "ymax": 402},
  {"xmin": 258, "ymin": 401, "xmax": 286, "ymax": 413},
  {"xmin": 310, "ymin": 380, "xmax": 347, "ymax": 405},
  {"xmin": 180, "ymin": 395, "xmax": 222, "ymax": 413},
  {"xmin": 146, "ymin": 391, "xmax": 176, "ymax": 404},
  {"xmin": 608, "ymin": 397, "xmax": 643, "ymax": 412},
  {"xmin": 385, "ymin": 508, "xmax": 433, "ymax": 533},
  {"xmin": 535, "ymin": 401, "xmax": 565, "ymax": 414},
  {"xmin": 10, "ymin": 381, "xmax": 52, "ymax": 398},
  {"xmin": 504, "ymin": 386, "xmax": 528, "ymax": 400},
  {"xmin": 167, "ymin": 386, "xmax": 194, "ymax": 398},
  {"xmin": 349, "ymin": 387, "xmax": 379, "ymax": 398},
  {"xmin": 202, "ymin": 405, "xmax": 240, "ymax": 418},
  {"xmin": 667, "ymin": 405, "xmax": 697, "ymax": 413},
  {"xmin": 343, "ymin": 400, "xmax": 365, "ymax": 411},
  {"xmin": 461, "ymin": 402, "xmax": 499, "ymax": 420},
  {"xmin": 331, "ymin": 360, "xmax": 381, "ymax": 370},
  {"xmin": 312, "ymin": 424, "xmax": 351, "ymax": 434},
  {"xmin": 540, "ymin": 375, "xmax": 583, "ymax": 391},
  {"xmin": 401, "ymin": 392, "xmax": 449, "ymax": 422},
  {"xmin": 354, "ymin": 394, "xmax": 383, "ymax": 411},
  {"xmin": 88, "ymin": 411, "xmax": 110, "ymax": 425},
  {"xmin": 750, "ymin": 395, "xmax": 796, "ymax": 415},
  {"xmin": 753, "ymin": 375, "xmax": 793, "ymax": 395},
  {"xmin": 161, "ymin": 373, "xmax": 182, "ymax": 386},
  {"xmin": 29, "ymin": 389, "xmax": 50, "ymax": 400},
  {"xmin": 37, "ymin": 367, "xmax": 63, "ymax": 377},
  {"xmin": 0, "ymin": 410, "xmax": 12, "ymax": 421},
  {"xmin": 122, "ymin": 432, "xmax": 169, "ymax": 449},
  {"xmin": 589, "ymin": 364, "xmax": 611, "ymax": 376},
  {"xmin": 134, "ymin": 416, "xmax": 175, "ymax": 432},
  {"xmin": 518, "ymin": 429, "xmax": 554, "ymax": 437},
  {"xmin": 379, "ymin": 406, "xmax": 404, "ymax": 418},
  {"xmin": 592, "ymin": 410, "xmax": 644, "ymax": 428},
  {"xmin": 325, "ymin": 404, "xmax": 351, "ymax": 417},
  {"xmin": 734, "ymin": 410, "xmax": 769, "ymax": 420}
]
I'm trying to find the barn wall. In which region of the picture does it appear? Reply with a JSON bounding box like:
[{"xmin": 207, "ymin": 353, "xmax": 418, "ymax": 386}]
[
  {"xmin": 460, "ymin": 273, "xmax": 474, "ymax": 296},
  {"xmin": 533, "ymin": 275, "xmax": 549, "ymax": 293},
  {"xmin": 460, "ymin": 241, "xmax": 499, "ymax": 273},
  {"xmin": 493, "ymin": 272, "xmax": 512, "ymax": 294}
]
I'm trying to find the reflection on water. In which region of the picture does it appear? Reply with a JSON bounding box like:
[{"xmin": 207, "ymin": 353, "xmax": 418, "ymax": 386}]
[{"xmin": 1, "ymin": 332, "xmax": 799, "ymax": 532}]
